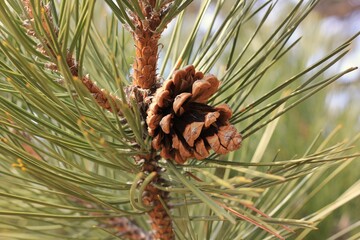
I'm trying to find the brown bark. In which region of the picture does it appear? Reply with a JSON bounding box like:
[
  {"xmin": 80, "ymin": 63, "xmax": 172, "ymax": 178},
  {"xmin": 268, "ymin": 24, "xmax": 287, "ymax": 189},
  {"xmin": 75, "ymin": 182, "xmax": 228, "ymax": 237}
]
[
  {"xmin": 137, "ymin": 154, "xmax": 174, "ymax": 240},
  {"xmin": 130, "ymin": 2, "xmax": 177, "ymax": 237},
  {"xmin": 133, "ymin": 32, "xmax": 160, "ymax": 89},
  {"xmin": 131, "ymin": 1, "xmax": 163, "ymax": 89}
]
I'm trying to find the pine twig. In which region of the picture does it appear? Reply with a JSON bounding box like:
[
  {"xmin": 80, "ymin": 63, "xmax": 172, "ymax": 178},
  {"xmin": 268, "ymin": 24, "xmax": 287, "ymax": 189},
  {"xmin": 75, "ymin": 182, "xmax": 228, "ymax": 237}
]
[
  {"xmin": 22, "ymin": 0, "xmax": 125, "ymax": 116},
  {"xmin": 136, "ymin": 154, "xmax": 173, "ymax": 240},
  {"xmin": 131, "ymin": 0, "xmax": 172, "ymax": 89},
  {"xmin": 103, "ymin": 217, "xmax": 150, "ymax": 240},
  {"xmin": 69, "ymin": 197, "xmax": 150, "ymax": 240},
  {"xmin": 129, "ymin": 1, "xmax": 177, "ymax": 239}
]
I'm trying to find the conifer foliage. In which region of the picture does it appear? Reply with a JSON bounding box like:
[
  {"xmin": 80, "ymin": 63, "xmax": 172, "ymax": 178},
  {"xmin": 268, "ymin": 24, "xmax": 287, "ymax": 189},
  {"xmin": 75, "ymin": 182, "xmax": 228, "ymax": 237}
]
[{"xmin": 0, "ymin": 0, "xmax": 359, "ymax": 239}]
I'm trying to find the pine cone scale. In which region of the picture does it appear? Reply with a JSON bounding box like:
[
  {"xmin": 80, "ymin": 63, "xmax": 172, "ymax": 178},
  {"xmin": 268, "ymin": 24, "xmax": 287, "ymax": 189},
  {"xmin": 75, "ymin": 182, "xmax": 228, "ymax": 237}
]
[
  {"xmin": 157, "ymin": 90, "xmax": 171, "ymax": 108},
  {"xmin": 206, "ymin": 134, "xmax": 221, "ymax": 153},
  {"xmin": 191, "ymin": 75, "xmax": 220, "ymax": 103},
  {"xmin": 204, "ymin": 111, "xmax": 220, "ymax": 128},
  {"xmin": 159, "ymin": 114, "xmax": 172, "ymax": 134},
  {"xmin": 173, "ymin": 92, "xmax": 192, "ymax": 115},
  {"xmin": 183, "ymin": 122, "xmax": 204, "ymax": 147},
  {"xmin": 194, "ymin": 139, "xmax": 209, "ymax": 160}
]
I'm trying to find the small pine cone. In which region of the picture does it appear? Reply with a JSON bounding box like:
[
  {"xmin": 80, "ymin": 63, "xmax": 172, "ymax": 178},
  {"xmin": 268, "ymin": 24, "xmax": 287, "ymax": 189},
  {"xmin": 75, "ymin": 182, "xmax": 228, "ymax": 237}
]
[{"xmin": 146, "ymin": 65, "xmax": 242, "ymax": 164}]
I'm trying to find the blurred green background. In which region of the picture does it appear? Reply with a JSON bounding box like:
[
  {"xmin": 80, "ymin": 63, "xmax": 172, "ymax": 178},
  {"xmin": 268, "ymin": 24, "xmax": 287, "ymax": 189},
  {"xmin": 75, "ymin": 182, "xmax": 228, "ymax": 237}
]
[{"xmin": 256, "ymin": 0, "xmax": 360, "ymax": 238}]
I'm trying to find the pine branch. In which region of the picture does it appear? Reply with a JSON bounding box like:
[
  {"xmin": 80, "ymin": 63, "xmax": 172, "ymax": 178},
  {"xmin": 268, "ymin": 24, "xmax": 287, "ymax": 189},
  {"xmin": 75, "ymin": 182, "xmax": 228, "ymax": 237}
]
[
  {"xmin": 126, "ymin": 2, "xmax": 192, "ymax": 239},
  {"xmin": 103, "ymin": 217, "xmax": 150, "ymax": 240},
  {"xmin": 130, "ymin": 0, "xmax": 172, "ymax": 89},
  {"xmin": 136, "ymin": 154, "xmax": 173, "ymax": 240},
  {"xmin": 0, "ymin": 1, "xmax": 358, "ymax": 239},
  {"xmin": 19, "ymin": 1, "xmax": 150, "ymax": 238},
  {"xmin": 21, "ymin": 0, "xmax": 126, "ymax": 116}
]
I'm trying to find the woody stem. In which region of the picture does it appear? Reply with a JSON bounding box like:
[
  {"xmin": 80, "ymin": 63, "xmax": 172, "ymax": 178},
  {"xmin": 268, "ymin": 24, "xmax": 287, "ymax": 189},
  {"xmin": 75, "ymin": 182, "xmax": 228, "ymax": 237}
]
[
  {"xmin": 131, "ymin": 0, "xmax": 162, "ymax": 89},
  {"xmin": 132, "ymin": 32, "xmax": 160, "ymax": 89},
  {"xmin": 140, "ymin": 154, "xmax": 174, "ymax": 240},
  {"xmin": 130, "ymin": 1, "xmax": 174, "ymax": 238}
]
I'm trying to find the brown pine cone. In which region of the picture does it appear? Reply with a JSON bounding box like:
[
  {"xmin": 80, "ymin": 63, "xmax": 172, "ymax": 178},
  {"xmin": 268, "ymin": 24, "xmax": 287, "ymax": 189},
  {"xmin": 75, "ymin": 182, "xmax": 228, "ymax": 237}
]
[{"xmin": 146, "ymin": 65, "xmax": 242, "ymax": 164}]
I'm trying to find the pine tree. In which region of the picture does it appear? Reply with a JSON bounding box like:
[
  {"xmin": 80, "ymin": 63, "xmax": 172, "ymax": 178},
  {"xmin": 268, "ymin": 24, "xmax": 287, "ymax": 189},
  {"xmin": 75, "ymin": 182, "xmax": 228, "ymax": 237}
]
[{"xmin": 0, "ymin": 0, "xmax": 359, "ymax": 239}]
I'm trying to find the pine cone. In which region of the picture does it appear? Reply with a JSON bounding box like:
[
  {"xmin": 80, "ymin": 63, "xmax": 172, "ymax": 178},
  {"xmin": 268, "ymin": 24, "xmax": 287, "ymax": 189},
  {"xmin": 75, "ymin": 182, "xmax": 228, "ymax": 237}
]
[{"xmin": 146, "ymin": 65, "xmax": 242, "ymax": 164}]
